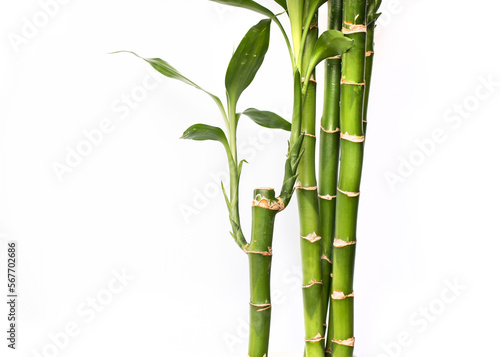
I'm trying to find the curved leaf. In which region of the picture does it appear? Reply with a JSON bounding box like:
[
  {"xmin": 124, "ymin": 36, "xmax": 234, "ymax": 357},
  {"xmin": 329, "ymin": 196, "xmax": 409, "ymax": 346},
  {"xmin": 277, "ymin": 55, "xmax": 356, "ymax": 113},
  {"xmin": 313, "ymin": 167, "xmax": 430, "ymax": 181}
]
[
  {"xmin": 209, "ymin": 0, "xmax": 274, "ymax": 17},
  {"xmin": 242, "ymin": 108, "xmax": 291, "ymax": 131},
  {"xmin": 368, "ymin": 0, "xmax": 382, "ymax": 24},
  {"xmin": 113, "ymin": 51, "xmax": 228, "ymax": 125},
  {"xmin": 181, "ymin": 124, "xmax": 229, "ymax": 150},
  {"xmin": 304, "ymin": 30, "xmax": 353, "ymax": 85},
  {"xmin": 274, "ymin": 0, "xmax": 288, "ymax": 11},
  {"xmin": 225, "ymin": 19, "xmax": 272, "ymax": 104}
]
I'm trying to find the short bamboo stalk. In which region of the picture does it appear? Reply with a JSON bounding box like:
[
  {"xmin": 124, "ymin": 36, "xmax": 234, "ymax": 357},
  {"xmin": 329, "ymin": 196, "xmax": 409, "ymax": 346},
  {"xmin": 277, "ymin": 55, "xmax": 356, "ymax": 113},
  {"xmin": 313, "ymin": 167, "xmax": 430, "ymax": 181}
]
[{"xmin": 247, "ymin": 188, "xmax": 280, "ymax": 357}]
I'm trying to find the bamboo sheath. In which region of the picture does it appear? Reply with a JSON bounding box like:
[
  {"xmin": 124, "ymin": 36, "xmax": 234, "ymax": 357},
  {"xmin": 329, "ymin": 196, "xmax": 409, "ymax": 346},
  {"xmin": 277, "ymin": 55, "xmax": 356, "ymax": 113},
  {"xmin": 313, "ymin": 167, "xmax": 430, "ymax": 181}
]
[
  {"xmin": 331, "ymin": 1, "xmax": 368, "ymax": 356},
  {"xmin": 319, "ymin": 1, "xmax": 343, "ymax": 353}
]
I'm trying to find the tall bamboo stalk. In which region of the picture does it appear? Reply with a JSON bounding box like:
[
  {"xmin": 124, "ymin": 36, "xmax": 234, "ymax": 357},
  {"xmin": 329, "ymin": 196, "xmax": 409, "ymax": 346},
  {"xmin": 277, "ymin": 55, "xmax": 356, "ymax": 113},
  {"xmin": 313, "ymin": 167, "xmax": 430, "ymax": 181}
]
[
  {"xmin": 331, "ymin": 1, "xmax": 367, "ymax": 356},
  {"xmin": 319, "ymin": 1, "xmax": 343, "ymax": 353},
  {"xmin": 296, "ymin": 10, "xmax": 325, "ymax": 357},
  {"xmin": 364, "ymin": 0, "xmax": 382, "ymax": 134}
]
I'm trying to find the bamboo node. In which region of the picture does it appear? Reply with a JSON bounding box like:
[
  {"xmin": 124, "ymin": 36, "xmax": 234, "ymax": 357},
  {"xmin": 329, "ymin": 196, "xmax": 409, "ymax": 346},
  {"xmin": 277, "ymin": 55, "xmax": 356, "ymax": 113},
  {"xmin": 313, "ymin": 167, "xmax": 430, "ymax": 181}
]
[
  {"xmin": 342, "ymin": 22, "xmax": 367, "ymax": 34},
  {"xmin": 320, "ymin": 126, "xmax": 340, "ymax": 134},
  {"xmin": 296, "ymin": 182, "xmax": 317, "ymax": 191},
  {"xmin": 326, "ymin": 55, "xmax": 342, "ymax": 60},
  {"xmin": 325, "ymin": 348, "xmax": 333, "ymax": 355},
  {"xmin": 366, "ymin": 51, "xmax": 375, "ymax": 57},
  {"xmin": 301, "ymin": 232, "xmax": 322, "ymax": 243},
  {"xmin": 337, "ymin": 187, "xmax": 360, "ymax": 198},
  {"xmin": 243, "ymin": 245, "xmax": 273, "ymax": 256},
  {"xmin": 302, "ymin": 132, "xmax": 316, "ymax": 138},
  {"xmin": 321, "ymin": 255, "xmax": 332, "ymax": 264},
  {"xmin": 340, "ymin": 132, "xmax": 365, "ymax": 143},
  {"xmin": 332, "ymin": 290, "xmax": 355, "ymax": 300},
  {"xmin": 332, "ymin": 337, "xmax": 355, "ymax": 347},
  {"xmin": 319, "ymin": 194, "xmax": 336, "ymax": 200},
  {"xmin": 252, "ymin": 194, "xmax": 285, "ymax": 211},
  {"xmin": 334, "ymin": 238, "xmax": 357, "ymax": 248},
  {"xmin": 305, "ymin": 333, "xmax": 325, "ymax": 343},
  {"xmin": 249, "ymin": 302, "xmax": 272, "ymax": 312},
  {"xmin": 341, "ymin": 78, "xmax": 366, "ymax": 86},
  {"xmin": 301, "ymin": 76, "xmax": 317, "ymax": 84},
  {"xmin": 302, "ymin": 279, "xmax": 323, "ymax": 289}
]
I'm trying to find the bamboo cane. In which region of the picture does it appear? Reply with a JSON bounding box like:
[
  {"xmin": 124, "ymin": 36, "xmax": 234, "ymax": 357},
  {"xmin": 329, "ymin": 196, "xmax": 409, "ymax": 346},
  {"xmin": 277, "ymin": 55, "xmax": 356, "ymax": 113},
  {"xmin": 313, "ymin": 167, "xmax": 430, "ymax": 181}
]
[
  {"xmin": 363, "ymin": 0, "xmax": 382, "ymax": 134},
  {"xmin": 331, "ymin": 1, "xmax": 367, "ymax": 356},
  {"xmin": 319, "ymin": 1, "xmax": 343, "ymax": 353},
  {"xmin": 296, "ymin": 10, "xmax": 326, "ymax": 357}
]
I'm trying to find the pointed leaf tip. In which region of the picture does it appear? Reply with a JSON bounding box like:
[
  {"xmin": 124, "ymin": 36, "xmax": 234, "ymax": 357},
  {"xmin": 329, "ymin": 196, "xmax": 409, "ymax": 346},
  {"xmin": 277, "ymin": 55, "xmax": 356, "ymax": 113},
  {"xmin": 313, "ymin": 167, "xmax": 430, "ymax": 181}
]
[
  {"xmin": 242, "ymin": 108, "xmax": 292, "ymax": 131},
  {"xmin": 225, "ymin": 19, "xmax": 272, "ymax": 105}
]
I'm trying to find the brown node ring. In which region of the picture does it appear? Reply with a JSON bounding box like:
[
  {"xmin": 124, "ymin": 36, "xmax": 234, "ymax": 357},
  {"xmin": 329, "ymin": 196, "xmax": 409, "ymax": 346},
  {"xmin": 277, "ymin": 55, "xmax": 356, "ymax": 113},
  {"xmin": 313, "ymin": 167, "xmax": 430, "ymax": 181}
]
[
  {"xmin": 334, "ymin": 238, "xmax": 357, "ymax": 248},
  {"xmin": 249, "ymin": 302, "xmax": 272, "ymax": 312},
  {"xmin": 302, "ymin": 279, "xmax": 323, "ymax": 289},
  {"xmin": 337, "ymin": 187, "xmax": 360, "ymax": 198},
  {"xmin": 305, "ymin": 333, "xmax": 325, "ymax": 343},
  {"xmin": 243, "ymin": 245, "xmax": 273, "ymax": 256},
  {"xmin": 332, "ymin": 337, "xmax": 355, "ymax": 347}
]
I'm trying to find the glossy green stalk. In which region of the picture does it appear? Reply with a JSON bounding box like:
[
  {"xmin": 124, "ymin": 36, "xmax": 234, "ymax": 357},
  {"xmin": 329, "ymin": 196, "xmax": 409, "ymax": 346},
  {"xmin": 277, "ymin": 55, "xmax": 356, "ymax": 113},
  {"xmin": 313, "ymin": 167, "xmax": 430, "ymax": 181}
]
[
  {"xmin": 297, "ymin": 10, "xmax": 324, "ymax": 357},
  {"xmin": 247, "ymin": 188, "xmax": 279, "ymax": 357},
  {"xmin": 332, "ymin": 1, "xmax": 367, "ymax": 357},
  {"xmin": 363, "ymin": 0, "xmax": 382, "ymax": 134},
  {"xmin": 319, "ymin": 1, "xmax": 343, "ymax": 353}
]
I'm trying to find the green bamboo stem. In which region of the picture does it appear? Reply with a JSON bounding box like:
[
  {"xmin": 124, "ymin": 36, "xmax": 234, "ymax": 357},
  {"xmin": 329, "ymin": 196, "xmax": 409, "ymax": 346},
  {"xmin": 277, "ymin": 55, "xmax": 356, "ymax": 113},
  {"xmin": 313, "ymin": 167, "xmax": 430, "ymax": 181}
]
[
  {"xmin": 363, "ymin": 0, "xmax": 381, "ymax": 134},
  {"xmin": 297, "ymin": 10, "xmax": 325, "ymax": 357},
  {"xmin": 331, "ymin": 1, "xmax": 367, "ymax": 357},
  {"xmin": 247, "ymin": 188, "xmax": 280, "ymax": 357},
  {"xmin": 319, "ymin": 1, "xmax": 343, "ymax": 353}
]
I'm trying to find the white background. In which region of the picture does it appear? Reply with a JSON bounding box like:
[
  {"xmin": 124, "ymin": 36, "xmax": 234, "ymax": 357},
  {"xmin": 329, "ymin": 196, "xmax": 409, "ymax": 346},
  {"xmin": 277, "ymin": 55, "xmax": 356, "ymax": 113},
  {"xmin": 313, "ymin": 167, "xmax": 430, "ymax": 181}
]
[{"xmin": 1, "ymin": 1, "xmax": 499, "ymax": 356}]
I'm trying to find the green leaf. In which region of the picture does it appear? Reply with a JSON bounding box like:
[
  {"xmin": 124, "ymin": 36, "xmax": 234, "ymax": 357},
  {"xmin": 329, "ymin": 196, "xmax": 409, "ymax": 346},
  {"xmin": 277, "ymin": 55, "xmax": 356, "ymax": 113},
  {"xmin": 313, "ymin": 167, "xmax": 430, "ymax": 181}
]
[
  {"xmin": 304, "ymin": 30, "xmax": 353, "ymax": 88},
  {"xmin": 225, "ymin": 19, "xmax": 272, "ymax": 105},
  {"xmin": 368, "ymin": 0, "xmax": 382, "ymax": 24},
  {"xmin": 209, "ymin": 0, "xmax": 275, "ymax": 17},
  {"xmin": 181, "ymin": 124, "xmax": 229, "ymax": 149},
  {"xmin": 286, "ymin": 0, "xmax": 304, "ymax": 55},
  {"xmin": 237, "ymin": 159, "xmax": 248, "ymax": 177},
  {"xmin": 303, "ymin": 0, "xmax": 327, "ymax": 31},
  {"xmin": 113, "ymin": 51, "xmax": 229, "ymax": 126},
  {"xmin": 242, "ymin": 108, "xmax": 291, "ymax": 131},
  {"xmin": 274, "ymin": 0, "xmax": 287, "ymax": 11}
]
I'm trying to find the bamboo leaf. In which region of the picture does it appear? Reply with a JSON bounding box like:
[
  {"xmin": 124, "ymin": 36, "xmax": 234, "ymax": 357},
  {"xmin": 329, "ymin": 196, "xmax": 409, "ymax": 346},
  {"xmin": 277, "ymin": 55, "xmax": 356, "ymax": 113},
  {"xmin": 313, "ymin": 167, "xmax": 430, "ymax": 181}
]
[
  {"xmin": 286, "ymin": 0, "xmax": 304, "ymax": 55},
  {"xmin": 209, "ymin": 0, "xmax": 275, "ymax": 17},
  {"xmin": 274, "ymin": 0, "xmax": 288, "ymax": 11},
  {"xmin": 225, "ymin": 19, "xmax": 272, "ymax": 104},
  {"xmin": 303, "ymin": 0, "xmax": 327, "ymax": 31},
  {"xmin": 238, "ymin": 159, "xmax": 248, "ymax": 177},
  {"xmin": 181, "ymin": 124, "xmax": 229, "ymax": 149},
  {"xmin": 368, "ymin": 0, "xmax": 382, "ymax": 24},
  {"xmin": 242, "ymin": 108, "xmax": 291, "ymax": 131},
  {"xmin": 304, "ymin": 30, "xmax": 353, "ymax": 85},
  {"xmin": 113, "ymin": 51, "xmax": 228, "ymax": 125}
]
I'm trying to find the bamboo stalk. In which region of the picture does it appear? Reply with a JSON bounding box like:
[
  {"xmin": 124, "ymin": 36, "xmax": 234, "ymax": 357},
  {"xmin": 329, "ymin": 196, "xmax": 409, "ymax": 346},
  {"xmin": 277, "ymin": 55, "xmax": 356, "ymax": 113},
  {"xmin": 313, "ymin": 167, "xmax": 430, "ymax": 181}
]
[
  {"xmin": 247, "ymin": 188, "xmax": 279, "ymax": 357},
  {"xmin": 363, "ymin": 0, "xmax": 382, "ymax": 134},
  {"xmin": 297, "ymin": 10, "xmax": 325, "ymax": 357},
  {"xmin": 331, "ymin": 1, "xmax": 367, "ymax": 356},
  {"xmin": 319, "ymin": 1, "xmax": 343, "ymax": 353}
]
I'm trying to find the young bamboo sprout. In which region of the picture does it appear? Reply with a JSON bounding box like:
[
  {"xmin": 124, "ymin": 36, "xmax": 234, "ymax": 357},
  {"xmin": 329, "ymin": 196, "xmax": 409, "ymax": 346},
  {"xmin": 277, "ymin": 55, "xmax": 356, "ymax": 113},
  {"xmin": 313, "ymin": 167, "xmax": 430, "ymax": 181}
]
[{"xmin": 115, "ymin": 18, "xmax": 304, "ymax": 356}]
